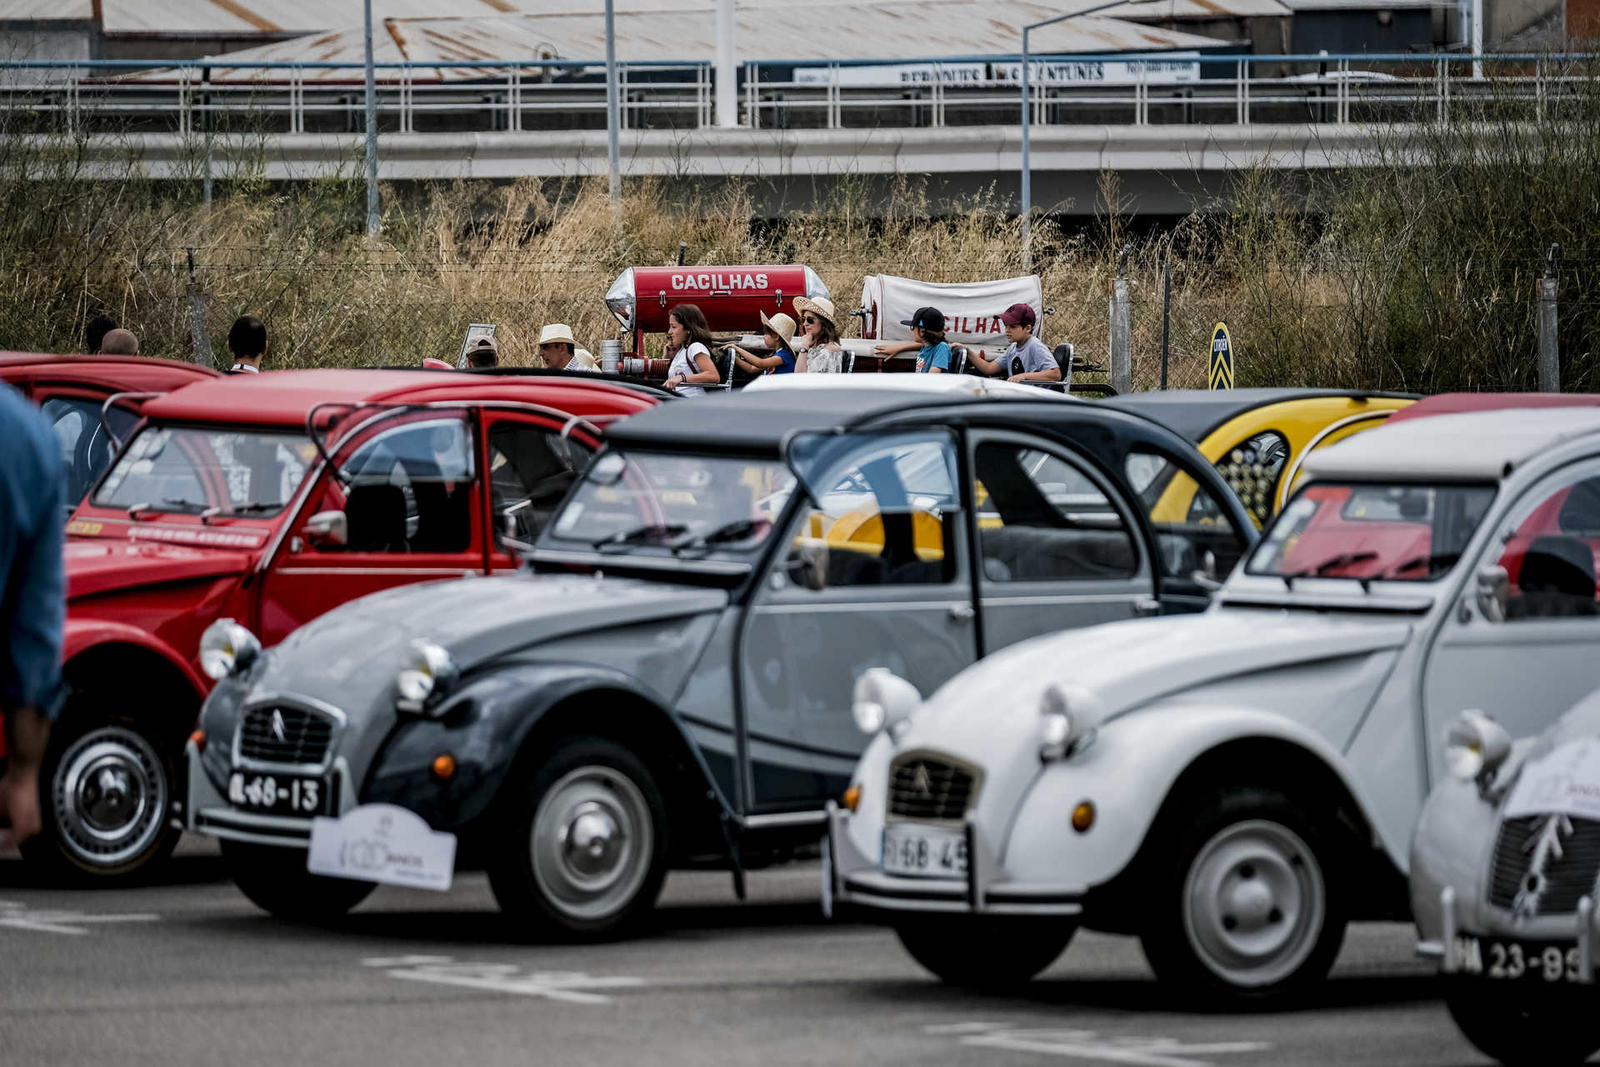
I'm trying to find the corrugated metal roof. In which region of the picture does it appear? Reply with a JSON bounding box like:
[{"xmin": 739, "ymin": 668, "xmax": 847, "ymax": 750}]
[
  {"xmin": 0, "ymin": 0, "xmax": 95, "ymax": 20},
  {"xmin": 126, "ymin": 2, "xmax": 1229, "ymax": 82}
]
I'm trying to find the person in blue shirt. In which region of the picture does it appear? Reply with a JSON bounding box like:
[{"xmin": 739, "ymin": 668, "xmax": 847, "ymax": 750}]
[
  {"xmin": 875, "ymin": 306, "xmax": 950, "ymax": 373},
  {"xmin": 0, "ymin": 382, "xmax": 65, "ymax": 847},
  {"xmin": 731, "ymin": 311, "xmax": 798, "ymax": 376}
]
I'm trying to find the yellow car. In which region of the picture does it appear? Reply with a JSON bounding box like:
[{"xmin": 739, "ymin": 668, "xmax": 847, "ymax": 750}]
[{"xmin": 1107, "ymin": 389, "xmax": 1418, "ymax": 528}]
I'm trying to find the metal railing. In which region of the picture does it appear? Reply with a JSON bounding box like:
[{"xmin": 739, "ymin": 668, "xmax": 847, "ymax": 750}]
[{"xmin": 0, "ymin": 53, "xmax": 1592, "ymax": 135}]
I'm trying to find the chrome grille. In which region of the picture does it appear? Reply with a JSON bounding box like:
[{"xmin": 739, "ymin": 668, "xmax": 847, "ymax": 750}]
[
  {"xmin": 887, "ymin": 753, "xmax": 978, "ymax": 822},
  {"xmin": 1487, "ymin": 814, "xmax": 1600, "ymax": 917},
  {"xmin": 238, "ymin": 703, "xmax": 336, "ymax": 766}
]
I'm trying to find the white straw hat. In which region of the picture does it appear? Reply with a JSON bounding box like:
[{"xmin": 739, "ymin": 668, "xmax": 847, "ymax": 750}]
[
  {"xmin": 760, "ymin": 311, "xmax": 797, "ymax": 352},
  {"xmin": 537, "ymin": 323, "xmax": 578, "ymax": 347}
]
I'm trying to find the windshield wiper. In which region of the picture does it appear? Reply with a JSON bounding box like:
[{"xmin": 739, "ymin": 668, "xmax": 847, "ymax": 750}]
[
  {"xmin": 1282, "ymin": 550, "xmax": 1380, "ymax": 589},
  {"xmin": 670, "ymin": 518, "xmax": 766, "ymax": 555},
  {"xmin": 591, "ymin": 523, "xmax": 688, "ymax": 552},
  {"xmin": 226, "ymin": 501, "xmax": 285, "ymax": 515}
]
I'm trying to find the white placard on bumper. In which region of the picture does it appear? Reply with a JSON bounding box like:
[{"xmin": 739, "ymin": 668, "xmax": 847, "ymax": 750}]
[{"xmin": 307, "ymin": 803, "xmax": 457, "ymax": 891}]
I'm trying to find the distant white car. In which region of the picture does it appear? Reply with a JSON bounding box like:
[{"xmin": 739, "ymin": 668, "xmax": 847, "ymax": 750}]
[
  {"xmin": 1412, "ymin": 693, "xmax": 1600, "ymax": 1067},
  {"xmin": 827, "ymin": 408, "xmax": 1600, "ymax": 1002}
]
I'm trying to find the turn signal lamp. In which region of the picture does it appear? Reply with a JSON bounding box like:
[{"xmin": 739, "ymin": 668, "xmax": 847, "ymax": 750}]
[
  {"xmin": 1071, "ymin": 801, "xmax": 1096, "ymax": 833},
  {"xmin": 189, "ymin": 729, "xmax": 206, "ymax": 754},
  {"xmin": 842, "ymin": 785, "xmax": 862, "ymax": 813},
  {"xmin": 431, "ymin": 753, "xmax": 457, "ymax": 781}
]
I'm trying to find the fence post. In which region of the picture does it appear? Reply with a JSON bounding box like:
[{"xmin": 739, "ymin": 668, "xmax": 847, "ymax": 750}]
[
  {"xmin": 185, "ymin": 248, "xmax": 214, "ymax": 369},
  {"xmin": 1110, "ymin": 247, "xmax": 1133, "ymax": 395},
  {"xmin": 1538, "ymin": 244, "xmax": 1560, "ymax": 392},
  {"xmin": 1159, "ymin": 258, "xmax": 1171, "ymax": 390}
]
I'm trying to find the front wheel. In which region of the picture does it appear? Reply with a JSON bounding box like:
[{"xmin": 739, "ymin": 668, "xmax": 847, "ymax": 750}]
[
  {"xmin": 1139, "ymin": 786, "xmax": 1347, "ymax": 1004},
  {"xmin": 487, "ymin": 736, "xmax": 669, "ymax": 940},
  {"xmin": 22, "ymin": 718, "xmax": 180, "ymax": 883},
  {"xmin": 895, "ymin": 917, "xmax": 1075, "ymax": 988},
  {"xmin": 222, "ymin": 840, "xmax": 375, "ymax": 921},
  {"xmin": 1445, "ymin": 983, "xmax": 1600, "ymax": 1067}
]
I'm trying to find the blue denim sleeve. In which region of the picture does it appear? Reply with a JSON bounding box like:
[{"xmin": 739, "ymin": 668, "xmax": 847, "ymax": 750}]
[{"xmin": 1, "ymin": 401, "xmax": 67, "ymax": 719}]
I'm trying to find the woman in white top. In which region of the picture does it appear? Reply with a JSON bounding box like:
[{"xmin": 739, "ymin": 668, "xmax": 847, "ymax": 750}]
[
  {"xmin": 662, "ymin": 304, "xmax": 722, "ymax": 397},
  {"xmin": 792, "ymin": 296, "xmax": 846, "ymax": 374}
]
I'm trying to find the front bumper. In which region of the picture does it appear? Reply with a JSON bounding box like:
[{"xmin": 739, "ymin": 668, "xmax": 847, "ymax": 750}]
[
  {"xmin": 824, "ymin": 801, "xmax": 1085, "ymax": 918},
  {"xmin": 1416, "ymin": 886, "xmax": 1597, "ymax": 985},
  {"xmin": 183, "ymin": 740, "xmax": 358, "ymax": 849}
]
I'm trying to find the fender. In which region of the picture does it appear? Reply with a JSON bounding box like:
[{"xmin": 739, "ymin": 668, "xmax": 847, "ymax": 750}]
[
  {"xmin": 363, "ymin": 661, "xmax": 734, "ymax": 838},
  {"xmin": 61, "ymin": 618, "xmax": 210, "ymax": 699},
  {"xmin": 998, "ymin": 703, "xmax": 1406, "ymax": 892}
]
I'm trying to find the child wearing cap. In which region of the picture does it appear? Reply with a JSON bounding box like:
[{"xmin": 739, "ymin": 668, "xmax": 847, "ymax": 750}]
[
  {"xmin": 874, "ymin": 306, "xmax": 951, "ymax": 374},
  {"xmin": 968, "ymin": 303, "xmax": 1061, "ymax": 383}
]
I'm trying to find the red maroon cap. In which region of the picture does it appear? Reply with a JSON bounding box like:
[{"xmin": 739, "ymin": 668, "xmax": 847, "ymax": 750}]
[{"xmin": 1000, "ymin": 303, "xmax": 1036, "ymax": 328}]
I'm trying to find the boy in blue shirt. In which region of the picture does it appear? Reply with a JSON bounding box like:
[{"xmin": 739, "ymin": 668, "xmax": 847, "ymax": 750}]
[{"xmin": 874, "ymin": 306, "xmax": 950, "ymax": 373}]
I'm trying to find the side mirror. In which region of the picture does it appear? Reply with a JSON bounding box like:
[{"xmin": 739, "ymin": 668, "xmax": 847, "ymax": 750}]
[
  {"xmin": 1191, "ymin": 549, "xmax": 1223, "ymax": 592},
  {"xmin": 1475, "ymin": 564, "xmax": 1508, "ymax": 622},
  {"xmin": 303, "ymin": 510, "xmax": 348, "ymax": 547},
  {"xmin": 785, "ymin": 538, "xmax": 828, "ymax": 592}
]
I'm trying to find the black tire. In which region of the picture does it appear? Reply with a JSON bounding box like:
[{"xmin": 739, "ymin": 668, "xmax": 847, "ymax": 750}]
[
  {"xmin": 488, "ymin": 735, "xmax": 669, "ymax": 941},
  {"xmin": 1445, "ymin": 982, "xmax": 1600, "ymax": 1067},
  {"xmin": 1138, "ymin": 785, "xmax": 1347, "ymax": 1004},
  {"xmin": 222, "ymin": 840, "xmax": 376, "ymax": 921},
  {"xmin": 21, "ymin": 714, "xmax": 181, "ymax": 884},
  {"xmin": 895, "ymin": 917, "xmax": 1076, "ymax": 988}
]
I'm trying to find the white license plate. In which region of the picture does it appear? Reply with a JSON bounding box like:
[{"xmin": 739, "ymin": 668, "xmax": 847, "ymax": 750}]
[
  {"xmin": 228, "ymin": 771, "xmax": 327, "ymax": 815},
  {"xmin": 882, "ymin": 824, "xmax": 967, "ymax": 878},
  {"xmin": 1451, "ymin": 936, "xmax": 1590, "ymax": 984}
]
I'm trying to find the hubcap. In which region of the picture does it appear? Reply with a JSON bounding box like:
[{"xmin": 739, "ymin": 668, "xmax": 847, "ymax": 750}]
[
  {"xmin": 530, "ymin": 766, "xmax": 653, "ymax": 921},
  {"xmin": 52, "ymin": 726, "xmax": 168, "ymax": 870},
  {"xmin": 1182, "ymin": 819, "xmax": 1325, "ymax": 988}
]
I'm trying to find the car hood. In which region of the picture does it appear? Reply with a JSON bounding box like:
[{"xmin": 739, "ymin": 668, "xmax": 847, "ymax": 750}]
[
  {"xmin": 252, "ymin": 573, "xmax": 729, "ymax": 712},
  {"xmin": 66, "ymin": 539, "xmax": 250, "ymax": 600},
  {"xmin": 896, "ymin": 607, "xmax": 1413, "ymax": 770}
]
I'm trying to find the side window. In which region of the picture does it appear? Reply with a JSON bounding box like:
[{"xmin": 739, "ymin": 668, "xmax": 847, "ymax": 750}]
[
  {"xmin": 488, "ymin": 421, "xmax": 593, "ymax": 543},
  {"xmin": 1126, "ymin": 446, "xmax": 1249, "ymax": 581},
  {"xmin": 318, "ymin": 418, "xmax": 475, "ymax": 554},
  {"xmin": 1495, "ymin": 466, "xmax": 1600, "ymax": 621},
  {"xmin": 973, "ymin": 442, "xmax": 1136, "ymax": 582},
  {"xmin": 789, "ymin": 437, "xmax": 960, "ymax": 588},
  {"xmin": 1213, "ymin": 430, "xmax": 1288, "ymax": 528}
]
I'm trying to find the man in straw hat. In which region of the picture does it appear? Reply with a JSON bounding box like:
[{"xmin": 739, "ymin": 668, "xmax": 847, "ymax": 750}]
[
  {"xmin": 792, "ymin": 296, "xmax": 846, "ymax": 373},
  {"xmin": 731, "ymin": 311, "xmax": 798, "ymax": 376},
  {"xmin": 537, "ymin": 323, "xmax": 598, "ymax": 371}
]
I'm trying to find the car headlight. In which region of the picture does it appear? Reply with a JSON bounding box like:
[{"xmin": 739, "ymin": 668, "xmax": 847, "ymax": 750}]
[
  {"xmin": 200, "ymin": 619, "xmax": 261, "ymax": 680},
  {"xmin": 395, "ymin": 640, "xmax": 458, "ymax": 714},
  {"xmin": 1445, "ymin": 708, "xmax": 1511, "ymax": 785},
  {"xmin": 1038, "ymin": 682, "xmax": 1103, "ymax": 762},
  {"xmin": 851, "ymin": 668, "xmax": 921, "ymax": 737}
]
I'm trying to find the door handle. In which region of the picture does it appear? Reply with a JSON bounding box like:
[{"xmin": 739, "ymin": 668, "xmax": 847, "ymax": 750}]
[
  {"xmin": 948, "ymin": 603, "xmax": 976, "ymax": 623},
  {"xmin": 1133, "ymin": 597, "xmax": 1162, "ymax": 617}
]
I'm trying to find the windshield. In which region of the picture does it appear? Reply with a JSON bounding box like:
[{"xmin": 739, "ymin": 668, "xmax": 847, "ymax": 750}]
[
  {"xmin": 93, "ymin": 425, "xmax": 316, "ymax": 518},
  {"xmin": 547, "ymin": 450, "xmax": 798, "ymax": 554},
  {"xmin": 1248, "ymin": 482, "xmax": 1496, "ymax": 582}
]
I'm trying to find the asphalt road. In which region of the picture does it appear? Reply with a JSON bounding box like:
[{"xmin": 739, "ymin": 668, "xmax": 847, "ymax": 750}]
[{"xmin": 0, "ymin": 839, "xmax": 1513, "ymax": 1067}]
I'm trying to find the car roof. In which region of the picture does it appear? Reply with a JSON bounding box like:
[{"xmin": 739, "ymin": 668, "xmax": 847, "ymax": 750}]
[
  {"xmin": 139, "ymin": 368, "xmax": 659, "ymax": 426},
  {"xmin": 1105, "ymin": 388, "xmax": 1419, "ymax": 444},
  {"xmin": 1302, "ymin": 408, "xmax": 1600, "ymax": 482},
  {"xmin": 741, "ymin": 373, "xmax": 1080, "ymax": 402},
  {"xmin": 1383, "ymin": 391, "xmax": 1600, "ymax": 425},
  {"xmin": 0, "ymin": 352, "xmax": 219, "ymax": 391}
]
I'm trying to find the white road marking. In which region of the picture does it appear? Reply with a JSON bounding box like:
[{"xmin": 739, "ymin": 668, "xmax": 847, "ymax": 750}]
[
  {"xmin": 927, "ymin": 1024, "xmax": 1270, "ymax": 1067},
  {"xmin": 0, "ymin": 899, "xmax": 159, "ymax": 936},
  {"xmin": 363, "ymin": 956, "xmax": 645, "ymax": 1005}
]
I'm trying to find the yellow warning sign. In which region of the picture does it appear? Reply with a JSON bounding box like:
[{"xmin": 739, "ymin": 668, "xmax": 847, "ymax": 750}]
[{"xmin": 1208, "ymin": 322, "xmax": 1233, "ymax": 390}]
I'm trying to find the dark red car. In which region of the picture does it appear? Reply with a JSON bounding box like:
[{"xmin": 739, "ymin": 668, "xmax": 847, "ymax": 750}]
[
  {"xmin": 29, "ymin": 368, "xmax": 664, "ymax": 881},
  {"xmin": 0, "ymin": 352, "xmax": 219, "ymax": 509}
]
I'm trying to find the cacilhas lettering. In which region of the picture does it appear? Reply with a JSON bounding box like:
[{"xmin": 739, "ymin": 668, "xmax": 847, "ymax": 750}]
[{"xmin": 670, "ymin": 273, "xmax": 771, "ymax": 291}]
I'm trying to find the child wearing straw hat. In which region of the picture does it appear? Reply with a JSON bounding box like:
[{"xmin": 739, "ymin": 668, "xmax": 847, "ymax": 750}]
[
  {"xmin": 730, "ymin": 311, "xmax": 798, "ymax": 376},
  {"xmin": 793, "ymin": 296, "xmax": 845, "ymax": 374}
]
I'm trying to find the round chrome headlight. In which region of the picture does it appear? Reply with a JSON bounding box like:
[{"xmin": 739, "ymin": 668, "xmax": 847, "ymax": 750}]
[
  {"xmin": 1037, "ymin": 682, "xmax": 1106, "ymax": 761},
  {"xmin": 395, "ymin": 641, "xmax": 457, "ymax": 714},
  {"xmin": 1039, "ymin": 683, "xmax": 1074, "ymax": 751},
  {"xmin": 851, "ymin": 668, "xmax": 921, "ymax": 737},
  {"xmin": 199, "ymin": 619, "xmax": 261, "ymax": 680},
  {"xmin": 1445, "ymin": 709, "xmax": 1512, "ymax": 783}
]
